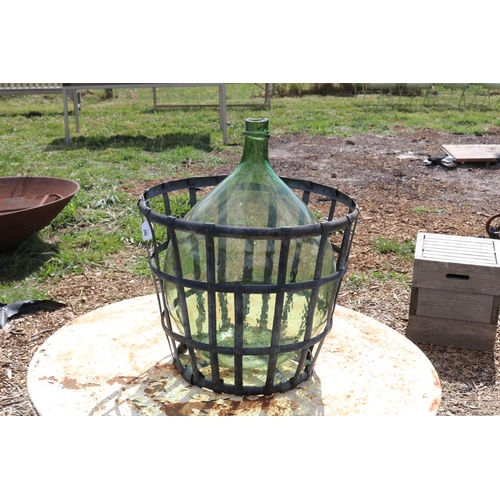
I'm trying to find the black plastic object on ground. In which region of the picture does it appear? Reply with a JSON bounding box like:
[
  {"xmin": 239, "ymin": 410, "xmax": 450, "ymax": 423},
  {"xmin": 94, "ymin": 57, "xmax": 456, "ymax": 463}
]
[
  {"xmin": 0, "ymin": 299, "xmax": 65, "ymax": 328},
  {"xmin": 423, "ymin": 156, "xmax": 457, "ymax": 168}
]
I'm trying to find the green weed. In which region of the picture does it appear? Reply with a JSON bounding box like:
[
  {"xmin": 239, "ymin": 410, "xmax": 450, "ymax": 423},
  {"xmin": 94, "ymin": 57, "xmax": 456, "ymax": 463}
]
[
  {"xmin": 412, "ymin": 206, "xmax": 446, "ymax": 214},
  {"xmin": 169, "ymin": 192, "xmax": 198, "ymax": 218},
  {"xmin": 344, "ymin": 273, "xmax": 371, "ymax": 287},
  {"xmin": 344, "ymin": 270, "xmax": 410, "ymax": 288},
  {"xmin": 371, "ymin": 270, "xmax": 409, "ymax": 282},
  {"xmin": 372, "ymin": 237, "xmax": 415, "ymax": 258}
]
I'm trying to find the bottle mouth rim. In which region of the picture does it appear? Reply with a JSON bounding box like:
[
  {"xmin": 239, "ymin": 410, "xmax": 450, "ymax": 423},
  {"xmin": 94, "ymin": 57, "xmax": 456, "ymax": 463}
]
[
  {"xmin": 245, "ymin": 118, "xmax": 269, "ymax": 123},
  {"xmin": 244, "ymin": 118, "xmax": 270, "ymax": 137}
]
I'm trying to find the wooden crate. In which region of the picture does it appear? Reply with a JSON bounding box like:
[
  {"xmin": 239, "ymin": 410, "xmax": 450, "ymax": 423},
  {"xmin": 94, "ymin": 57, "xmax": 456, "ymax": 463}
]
[{"xmin": 406, "ymin": 232, "xmax": 500, "ymax": 351}]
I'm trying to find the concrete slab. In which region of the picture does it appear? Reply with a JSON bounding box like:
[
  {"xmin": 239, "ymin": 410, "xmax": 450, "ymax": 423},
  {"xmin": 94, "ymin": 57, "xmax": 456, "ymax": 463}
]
[{"xmin": 27, "ymin": 295, "xmax": 441, "ymax": 416}]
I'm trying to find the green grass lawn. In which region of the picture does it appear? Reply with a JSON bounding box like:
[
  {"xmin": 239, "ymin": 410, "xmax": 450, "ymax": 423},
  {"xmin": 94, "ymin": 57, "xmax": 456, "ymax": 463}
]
[{"xmin": 1, "ymin": 83, "xmax": 499, "ymax": 304}]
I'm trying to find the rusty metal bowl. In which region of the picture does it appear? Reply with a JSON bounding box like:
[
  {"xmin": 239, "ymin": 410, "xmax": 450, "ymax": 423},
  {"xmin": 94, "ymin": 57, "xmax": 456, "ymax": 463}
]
[{"xmin": 0, "ymin": 176, "xmax": 80, "ymax": 251}]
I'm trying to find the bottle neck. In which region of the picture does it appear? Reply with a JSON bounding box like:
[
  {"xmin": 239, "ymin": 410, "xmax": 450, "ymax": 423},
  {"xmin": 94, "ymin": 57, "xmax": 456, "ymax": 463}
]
[{"xmin": 240, "ymin": 129, "xmax": 270, "ymax": 165}]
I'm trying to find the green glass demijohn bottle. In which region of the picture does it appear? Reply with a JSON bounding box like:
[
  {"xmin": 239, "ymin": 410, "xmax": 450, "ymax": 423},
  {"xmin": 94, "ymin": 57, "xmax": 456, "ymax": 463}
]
[{"xmin": 164, "ymin": 118, "xmax": 336, "ymax": 384}]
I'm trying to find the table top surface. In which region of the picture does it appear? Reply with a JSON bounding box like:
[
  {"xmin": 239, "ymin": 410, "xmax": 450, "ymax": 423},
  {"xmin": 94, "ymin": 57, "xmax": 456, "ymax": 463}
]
[{"xmin": 28, "ymin": 295, "xmax": 441, "ymax": 416}]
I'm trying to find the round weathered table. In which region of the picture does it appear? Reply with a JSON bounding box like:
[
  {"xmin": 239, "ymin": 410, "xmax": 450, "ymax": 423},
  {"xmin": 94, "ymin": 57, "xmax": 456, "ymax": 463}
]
[{"xmin": 28, "ymin": 295, "xmax": 441, "ymax": 416}]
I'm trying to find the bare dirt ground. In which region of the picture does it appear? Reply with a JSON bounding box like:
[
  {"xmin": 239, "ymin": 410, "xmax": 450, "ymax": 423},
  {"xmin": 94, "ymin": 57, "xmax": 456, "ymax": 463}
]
[{"xmin": 2, "ymin": 126, "xmax": 500, "ymax": 416}]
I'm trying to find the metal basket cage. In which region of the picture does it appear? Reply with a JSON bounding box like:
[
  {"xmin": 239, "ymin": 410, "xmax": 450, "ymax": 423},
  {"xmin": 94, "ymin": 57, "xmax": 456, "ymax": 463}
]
[{"xmin": 138, "ymin": 175, "xmax": 358, "ymax": 395}]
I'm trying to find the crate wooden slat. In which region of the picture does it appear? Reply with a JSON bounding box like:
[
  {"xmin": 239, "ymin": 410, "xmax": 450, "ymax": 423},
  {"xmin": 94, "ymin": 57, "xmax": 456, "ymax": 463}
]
[
  {"xmin": 406, "ymin": 316, "xmax": 497, "ymax": 351},
  {"xmin": 412, "ymin": 288, "xmax": 499, "ymax": 324},
  {"xmin": 407, "ymin": 232, "xmax": 500, "ymax": 351}
]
